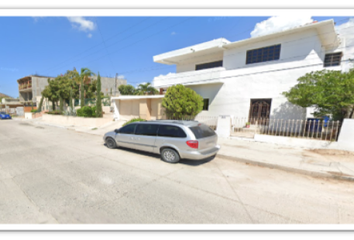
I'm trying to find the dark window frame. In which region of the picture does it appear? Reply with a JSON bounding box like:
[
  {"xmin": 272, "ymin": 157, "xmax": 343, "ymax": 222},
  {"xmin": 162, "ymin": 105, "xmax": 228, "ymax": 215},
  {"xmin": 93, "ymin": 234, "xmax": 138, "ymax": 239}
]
[
  {"xmin": 196, "ymin": 60, "xmax": 223, "ymax": 71},
  {"xmin": 246, "ymin": 44, "xmax": 281, "ymax": 65},
  {"xmin": 202, "ymin": 98, "xmax": 209, "ymax": 111},
  {"xmin": 157, "ymin": 125, "xmax": 187, "ymax": 138},
  {"xmin": 324, "ymin": 52, "xmax": 342, "ymax": 67}
]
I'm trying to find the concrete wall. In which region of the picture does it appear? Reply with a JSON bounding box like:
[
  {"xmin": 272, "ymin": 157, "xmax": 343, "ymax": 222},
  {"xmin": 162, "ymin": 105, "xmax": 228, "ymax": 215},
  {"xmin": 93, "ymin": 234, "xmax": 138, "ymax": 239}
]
[
  {"xmin": 32, "ymin": 76, "xmax": 53, "ymax": 101},
  {"xmin": 118, "ymin": 99, "xmax": 140, "ymax": 120},
  {"xmin": 42, "ymin": 114, "xmax": 112, "ymax": 128},
  {"xmin": 176, "ymin": 52, "xmax": 223, "ymax": 73},
  {"xmin": 153, "ymin": 27, "xmax": 353, "ymax": 121},
  {"xmin": 336, "ymin": 119, "xmax": 354, "ymax": 149},
  {"xmin": 91, "ymin": 76, "xmax": 127, "ymax": 96},
  {"xmin": 115, "ymin": 98, "xmax": 165, "ymax": 121}
]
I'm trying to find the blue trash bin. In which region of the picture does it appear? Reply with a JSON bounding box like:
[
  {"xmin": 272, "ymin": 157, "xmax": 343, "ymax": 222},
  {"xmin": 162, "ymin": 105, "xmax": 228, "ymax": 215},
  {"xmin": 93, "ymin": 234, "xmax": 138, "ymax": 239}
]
[{"xmin": 306, "ymin": 118, "xmax": 322, "ymax": 132}]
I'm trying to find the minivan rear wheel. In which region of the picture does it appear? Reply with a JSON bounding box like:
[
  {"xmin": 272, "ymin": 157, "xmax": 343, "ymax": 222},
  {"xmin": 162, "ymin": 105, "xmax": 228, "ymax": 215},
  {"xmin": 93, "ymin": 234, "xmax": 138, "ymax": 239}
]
[
  {"xmin": 161, "ymin": 148, "xmax": 180, "ymax": 163},
  {"xmin": 105, "ymin": 137, "xmax": 117, "ymax": 149}
]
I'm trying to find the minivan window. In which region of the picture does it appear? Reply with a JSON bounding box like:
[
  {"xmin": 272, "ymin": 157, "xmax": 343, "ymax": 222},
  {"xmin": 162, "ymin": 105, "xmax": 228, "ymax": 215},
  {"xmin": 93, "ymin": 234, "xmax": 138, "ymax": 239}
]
[
  {"xmin": 135, "ymin": 124, "xmax": 159, "ymax": 136},
  {"xmin": 157, "ymin": 125, "xmax": 187, "ymax": 138},
  {"xmin": 189, "ymin": 124, "xmax": 216, "ymax": 139},
  {"xmin": 119, "ymin": 124, "xmax": 137, "ymax": 134}
]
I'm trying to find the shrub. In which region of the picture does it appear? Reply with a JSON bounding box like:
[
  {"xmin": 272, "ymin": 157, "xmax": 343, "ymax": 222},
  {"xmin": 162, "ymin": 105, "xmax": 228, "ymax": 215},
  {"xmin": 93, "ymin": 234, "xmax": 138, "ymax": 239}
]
[
  {"xmin": 123, "ymin": 118, "xmax": 146, "ymax": 126},
  {"xmin": 162, "ymin": 84, "xmax": 203, "ymax": 119},
  {"xmin": 76, "ymin": 106, "xmax": 97, "ymax": 118},
  {"xmin": 46, "ymin": 110, "xmax": 62, "ymax": 115},
  {"xmin": 30, "ymin": 109, "xmax": 38, "ymax": 113}
]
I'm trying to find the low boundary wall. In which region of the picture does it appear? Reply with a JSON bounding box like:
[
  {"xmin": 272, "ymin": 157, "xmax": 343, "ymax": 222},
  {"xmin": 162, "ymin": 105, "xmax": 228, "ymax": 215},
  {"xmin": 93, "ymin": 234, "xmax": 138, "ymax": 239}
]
[{"xmin": 42, "ymin": 114, "xmax": 112, "ymax": 128}]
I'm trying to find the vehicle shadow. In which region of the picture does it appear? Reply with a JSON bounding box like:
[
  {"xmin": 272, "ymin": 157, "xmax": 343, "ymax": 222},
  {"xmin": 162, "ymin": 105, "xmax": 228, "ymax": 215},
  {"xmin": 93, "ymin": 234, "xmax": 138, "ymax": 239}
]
[{"xmin": 103, "ymin": 144, "xmax": 215, "ymax": 166}]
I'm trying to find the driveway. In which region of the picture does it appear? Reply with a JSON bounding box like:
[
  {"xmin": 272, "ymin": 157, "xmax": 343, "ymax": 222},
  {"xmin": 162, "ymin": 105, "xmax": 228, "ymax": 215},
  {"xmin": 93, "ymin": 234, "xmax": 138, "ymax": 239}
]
[{"xmin": 1, "ymin": 120, "xmax": 354, "ymax": 225}]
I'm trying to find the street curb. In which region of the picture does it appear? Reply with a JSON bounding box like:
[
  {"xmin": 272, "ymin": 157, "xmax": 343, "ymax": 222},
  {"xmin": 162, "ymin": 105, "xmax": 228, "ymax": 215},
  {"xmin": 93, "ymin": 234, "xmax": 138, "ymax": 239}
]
[{"xmin": 217, "ymin": 154, "xmax": 354, "ymax": 182}]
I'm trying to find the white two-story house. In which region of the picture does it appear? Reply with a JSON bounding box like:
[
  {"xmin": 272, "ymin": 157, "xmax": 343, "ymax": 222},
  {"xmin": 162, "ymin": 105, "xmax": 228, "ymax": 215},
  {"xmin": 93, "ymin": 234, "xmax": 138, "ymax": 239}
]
[{"xmin": 151, "ymin": 19, "xmax": 353, "ymax": 122}]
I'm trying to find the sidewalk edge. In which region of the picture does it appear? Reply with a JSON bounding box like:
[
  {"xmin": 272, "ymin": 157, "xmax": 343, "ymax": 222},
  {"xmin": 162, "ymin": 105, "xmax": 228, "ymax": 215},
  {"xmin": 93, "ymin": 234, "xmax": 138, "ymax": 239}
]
[{"xmin": 217, "ymin": 154, "xmax": 354, "ymax": 182}]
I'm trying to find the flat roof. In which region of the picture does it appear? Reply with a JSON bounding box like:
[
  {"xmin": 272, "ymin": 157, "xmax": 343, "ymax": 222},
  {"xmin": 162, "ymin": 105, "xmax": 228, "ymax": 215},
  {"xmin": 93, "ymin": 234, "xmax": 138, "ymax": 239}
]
[
  {"xmin": 111, "ymin": 95, "xmax": 165, "ymax": 100},
  {"xmin": 153, "ymin": 38, "xmax": 230, "ymax": 64},
  {"xmin": 153, "ymin": 20, "xmax": 337, "ymax": 65},
  {"xmin": 17, "ymin": 75, "xmax": 55, "ymax": 83}
]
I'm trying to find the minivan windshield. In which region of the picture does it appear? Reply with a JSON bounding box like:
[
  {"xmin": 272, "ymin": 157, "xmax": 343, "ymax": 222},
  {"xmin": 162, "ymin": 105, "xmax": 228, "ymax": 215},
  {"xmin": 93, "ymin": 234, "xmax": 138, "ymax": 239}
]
[{"xmin": 189, "ymin": 124, "xmax": 216, "ymax": 139}]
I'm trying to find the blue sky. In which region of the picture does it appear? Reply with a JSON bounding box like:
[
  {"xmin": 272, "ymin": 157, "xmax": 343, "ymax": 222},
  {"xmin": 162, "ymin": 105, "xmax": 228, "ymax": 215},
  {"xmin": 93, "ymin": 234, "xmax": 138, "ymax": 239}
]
[{"xmin": 0, "ymin": 16, "xmax": 351, "ymax": 98}]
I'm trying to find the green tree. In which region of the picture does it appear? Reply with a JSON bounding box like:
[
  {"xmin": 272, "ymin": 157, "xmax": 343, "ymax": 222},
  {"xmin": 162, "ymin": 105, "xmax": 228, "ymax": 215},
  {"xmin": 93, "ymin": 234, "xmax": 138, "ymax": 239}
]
[
  {"xmin": 37, "ymin": 95, "xmax": 44, "ymax": 112},
  {"xmin": 79, "ymin": 68, "xmax": 95, "ymax": 107},
  {"xmin": 118, "ymin": 84, "xmax": 136, "ymax": 95},
  {"xmin": 283, "ymin": 69, "xmax": 354, "ymax": 121},
  {"xmin": 96, "ymin": 72, "xmax": 103, "ymax": 118},
  {"xmin": 42, "ymin": 78, "xmax": 60, "ymax": 111},
  {"xmin": 135, "ymin": 82, "xmax": 158, "ymax": 95},
  {"xmin": 69, "ymin": 88, "xmax": 73, "ymax": 114},
  {"xmin": 162, "ymin": 84, "xmax": 204, "ymax": 119}
]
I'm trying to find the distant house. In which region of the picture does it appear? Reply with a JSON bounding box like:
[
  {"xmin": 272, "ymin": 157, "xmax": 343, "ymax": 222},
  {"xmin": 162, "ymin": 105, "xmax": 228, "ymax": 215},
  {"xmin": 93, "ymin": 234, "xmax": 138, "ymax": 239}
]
[
  {"xmin": 17, "ymin": 74, "xmax": 127, "ymax": 112},
  {"xmin": 149, "ymin": 19, "xmax": 353, "ymax": 121}
]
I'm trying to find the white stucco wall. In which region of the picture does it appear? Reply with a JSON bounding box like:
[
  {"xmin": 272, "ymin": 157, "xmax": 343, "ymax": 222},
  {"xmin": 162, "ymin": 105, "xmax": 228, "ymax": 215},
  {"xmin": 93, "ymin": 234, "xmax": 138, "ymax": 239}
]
[
  {"xmin": 176, "ymin": 52, "xmax": 223, "ymax": 73},
  {"xmin": 153, "ymin": 25, "xmax": 351, "ymax": 121}
]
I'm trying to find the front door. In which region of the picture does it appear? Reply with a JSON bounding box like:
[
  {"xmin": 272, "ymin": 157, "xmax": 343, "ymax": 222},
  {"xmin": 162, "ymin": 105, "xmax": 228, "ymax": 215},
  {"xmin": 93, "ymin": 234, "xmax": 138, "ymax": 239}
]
[{"xmin": 249, "ymin": 99, "xmax": 271, "ymax": 124}]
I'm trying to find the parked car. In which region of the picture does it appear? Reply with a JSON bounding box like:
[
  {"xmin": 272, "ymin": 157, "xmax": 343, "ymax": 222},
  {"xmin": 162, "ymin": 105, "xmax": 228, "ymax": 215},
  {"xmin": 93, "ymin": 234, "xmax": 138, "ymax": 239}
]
[
  {"xmin": 0, "ymin": 112, "xmax": 12, "ymax": 120},
  {"xmin": 103, "ymin": 120, "xmax": 220, "ymax": 163}
]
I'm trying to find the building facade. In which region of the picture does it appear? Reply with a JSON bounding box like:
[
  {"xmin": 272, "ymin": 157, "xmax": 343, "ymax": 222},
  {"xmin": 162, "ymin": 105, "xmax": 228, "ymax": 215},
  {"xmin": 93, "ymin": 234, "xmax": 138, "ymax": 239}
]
[
  {"xmin": 151, "ymin": 19, "xmax": 354, "ymax": 121},
  {"xmin": 17, "ymin": 75, "xmax": 127, "ymax": 111}
]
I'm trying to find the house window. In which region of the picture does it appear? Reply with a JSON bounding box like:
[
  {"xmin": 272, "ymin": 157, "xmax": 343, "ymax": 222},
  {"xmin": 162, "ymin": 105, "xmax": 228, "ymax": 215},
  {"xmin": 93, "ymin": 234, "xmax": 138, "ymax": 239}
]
[
  {"xmin": 196, "ymin": 61, "xmax": 223, "ymax": 71},
  {"xmin": 203, "ymin": 99, "xmax": 209, "ymax": 111},
  {"xmin": 246, "ymin": 44, "xmax": 281, "ymax": 64},
  {"xmin": 324, "ymin": 52, "xmax": 342, "ymax": 67}
]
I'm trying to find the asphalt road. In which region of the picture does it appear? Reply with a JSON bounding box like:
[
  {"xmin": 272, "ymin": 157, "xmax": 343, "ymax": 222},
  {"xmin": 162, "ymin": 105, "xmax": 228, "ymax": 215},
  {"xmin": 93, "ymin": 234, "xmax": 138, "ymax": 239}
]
[{"xmin": 1, "ymin": 120, "xmax": 354, "ymax": 225}]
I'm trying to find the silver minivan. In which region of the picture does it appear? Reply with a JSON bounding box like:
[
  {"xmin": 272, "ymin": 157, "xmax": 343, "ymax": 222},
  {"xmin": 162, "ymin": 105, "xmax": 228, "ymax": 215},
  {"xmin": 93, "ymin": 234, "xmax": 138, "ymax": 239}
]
[{"xmin": 103, "ymin": 120, "xmax": 220, "ymax": 163}]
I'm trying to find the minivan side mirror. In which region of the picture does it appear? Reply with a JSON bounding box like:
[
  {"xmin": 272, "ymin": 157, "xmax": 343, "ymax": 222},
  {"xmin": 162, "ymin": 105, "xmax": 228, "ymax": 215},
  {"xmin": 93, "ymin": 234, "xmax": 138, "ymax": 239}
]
[{"xmin": 114, "ymin": 129, "xmax": 120, "ymax": 133}]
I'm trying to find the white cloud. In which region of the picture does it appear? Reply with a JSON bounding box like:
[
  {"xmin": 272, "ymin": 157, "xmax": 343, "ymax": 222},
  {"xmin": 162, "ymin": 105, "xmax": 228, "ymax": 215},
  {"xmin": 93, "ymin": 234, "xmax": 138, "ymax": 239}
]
[
  {"xmin": 67, "ymin": 17, "xmax": 95, "ymax": 32},
  {"xmin": 335, "ymin": 18, "xmax": 354, "ymax": 34},
  {"xmin": 250, "ymin": 16, "xmax": 314, "ymax": 38},
  {"xmin": 87, "ymin": 33, "xmax": 92, "ymax": 38},
  {"xmin": 171, "ymin": 32, "xmax": 176, "ymax": 35},
  {"xmin": 118, "ymin": 75, "xmax": 125, "ymax": 79},
  {"xmin": 32, "ymin": 17, "xmax": 45, "ymax": 22},
  {"xmin": 0, "ymin": 67, "xmax": 18, "ymax": 72}
]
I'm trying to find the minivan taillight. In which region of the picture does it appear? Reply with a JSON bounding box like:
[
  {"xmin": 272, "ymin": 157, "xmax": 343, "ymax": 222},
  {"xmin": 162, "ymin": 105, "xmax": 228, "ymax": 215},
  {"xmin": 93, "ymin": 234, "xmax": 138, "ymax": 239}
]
[{"xmin": 186, "ymin": 140, "xmax": 198, "ymax": 149}]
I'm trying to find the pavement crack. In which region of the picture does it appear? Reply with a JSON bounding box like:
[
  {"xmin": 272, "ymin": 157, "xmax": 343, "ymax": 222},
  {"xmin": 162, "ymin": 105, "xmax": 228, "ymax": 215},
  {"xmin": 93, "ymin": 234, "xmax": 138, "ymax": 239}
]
[{"xmin": 210, "ymin": 161, "xmax": 254, "ymax": 223}]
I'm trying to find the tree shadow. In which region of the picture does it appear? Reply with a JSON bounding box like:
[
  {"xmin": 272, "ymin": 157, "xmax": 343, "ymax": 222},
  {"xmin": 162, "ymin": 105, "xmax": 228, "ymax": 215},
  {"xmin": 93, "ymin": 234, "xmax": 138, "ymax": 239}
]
[{"xmin": 271, "ymin": 101, "xmax": 306, "ymax": 120}]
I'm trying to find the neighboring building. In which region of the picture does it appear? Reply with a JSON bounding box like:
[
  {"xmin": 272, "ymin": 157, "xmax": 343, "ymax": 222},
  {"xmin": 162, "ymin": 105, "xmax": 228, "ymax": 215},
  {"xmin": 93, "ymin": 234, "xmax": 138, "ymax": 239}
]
[
  {"xmin": 17, "ymin": 74, "xmax": 127, "ymax": 111},
  {"xmin": 0, "ymin": 95, "xmax": 22, "ymax": 114},
  {"xmin": 17, "ymin": 75, "xmax": 54, "ymax": 107},
  {"xmin": 149, "ymin": 19, "xmax": 353, "ymax": 122}
]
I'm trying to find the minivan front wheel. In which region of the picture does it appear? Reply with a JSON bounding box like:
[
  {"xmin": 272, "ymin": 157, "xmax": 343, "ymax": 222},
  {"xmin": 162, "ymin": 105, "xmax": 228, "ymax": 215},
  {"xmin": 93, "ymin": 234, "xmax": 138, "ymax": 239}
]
[
  {"xmin": 105, "ymin": 137, "xmax": 117, "ymax": 149},
  {"xmin": 161, "ymin": 148, "xmax": 180, "ymax": 163}
]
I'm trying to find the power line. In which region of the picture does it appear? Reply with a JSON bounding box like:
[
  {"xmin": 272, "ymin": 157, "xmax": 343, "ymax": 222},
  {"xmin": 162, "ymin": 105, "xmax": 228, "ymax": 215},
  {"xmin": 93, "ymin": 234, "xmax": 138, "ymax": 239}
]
[
  {"xmin": 95, "ymin": 18, "xmax": 116, "ymax": 72},
  {"xmin": 84, "ymin": 17, "xmax": 194, "ymax": 67},
  {"xmin": 42, "ymin": 17, "xmax": 162, "ymax": 74},
  {"xmin": 111, "ymin": 17, "xmax": 354, "ymax": 79}
]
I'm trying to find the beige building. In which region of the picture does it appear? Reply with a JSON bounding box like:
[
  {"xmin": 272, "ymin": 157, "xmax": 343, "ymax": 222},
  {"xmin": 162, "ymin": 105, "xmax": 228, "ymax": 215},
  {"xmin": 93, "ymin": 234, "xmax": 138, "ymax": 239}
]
[{"xmin": 112, "ymin": 95, "xmax": 166, "ymax": 121}]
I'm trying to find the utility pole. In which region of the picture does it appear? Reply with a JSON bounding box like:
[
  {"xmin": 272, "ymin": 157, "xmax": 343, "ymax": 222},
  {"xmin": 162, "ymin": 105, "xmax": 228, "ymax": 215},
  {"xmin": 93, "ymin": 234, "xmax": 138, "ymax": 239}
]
[{"xmin": 115, "ymin": 73, "xmax": 118, "ymax": 96}]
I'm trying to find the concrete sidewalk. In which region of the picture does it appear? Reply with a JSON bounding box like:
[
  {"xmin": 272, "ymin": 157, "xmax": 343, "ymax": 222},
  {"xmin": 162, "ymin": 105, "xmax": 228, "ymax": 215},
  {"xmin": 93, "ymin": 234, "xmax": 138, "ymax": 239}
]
[
  {"xmin": 13, "ymin": 117, "xmax": 354, "ymax": 182},
  {"xmin": 217, "ymin": 137, "xmax": 354, "ymax": 182}
]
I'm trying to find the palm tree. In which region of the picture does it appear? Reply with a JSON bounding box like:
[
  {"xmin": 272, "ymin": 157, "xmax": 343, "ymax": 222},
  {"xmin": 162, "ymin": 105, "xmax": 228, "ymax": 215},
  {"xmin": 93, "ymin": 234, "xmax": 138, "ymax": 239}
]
[
  {"xmin": 66, "ymin": 68, "xmax": 95, "ymax": 107},
  {"xmin": 135, "ymin": 82, "xmax": 158, "ymax": 95}
]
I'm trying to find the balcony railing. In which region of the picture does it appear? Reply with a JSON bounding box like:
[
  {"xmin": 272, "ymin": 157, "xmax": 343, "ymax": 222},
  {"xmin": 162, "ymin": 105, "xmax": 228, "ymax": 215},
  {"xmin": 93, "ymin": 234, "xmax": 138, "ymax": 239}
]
[{"xmin": 19, "ymin": 83, "xmax": 32, "ymax": 90}]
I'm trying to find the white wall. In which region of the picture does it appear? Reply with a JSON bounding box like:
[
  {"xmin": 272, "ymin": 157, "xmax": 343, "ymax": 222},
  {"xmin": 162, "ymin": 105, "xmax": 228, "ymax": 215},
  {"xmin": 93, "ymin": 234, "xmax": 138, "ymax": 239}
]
[
  {"xmin": 176, "ymin": 52, "xmax": 223, "ymax": 73},
  {"xmin": 153, "ymin": 27, "xmax": 351, "ymax": 120}
]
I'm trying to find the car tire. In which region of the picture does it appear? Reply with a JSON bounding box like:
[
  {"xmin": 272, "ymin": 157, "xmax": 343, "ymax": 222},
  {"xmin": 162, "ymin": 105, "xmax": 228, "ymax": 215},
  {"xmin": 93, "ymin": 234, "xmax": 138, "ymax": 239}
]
[
  {"xmin": 161, "ymin": 148, "xmax": 180, "ymax": 163},
  {"xmin": 105, "ymin": 137, "xmax": 117, "ymax": 149}
]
